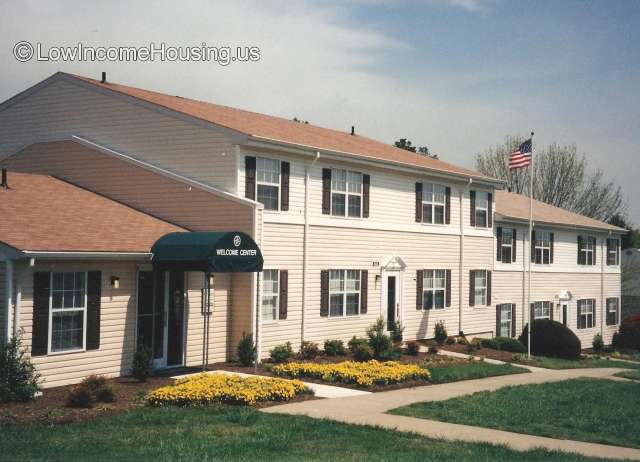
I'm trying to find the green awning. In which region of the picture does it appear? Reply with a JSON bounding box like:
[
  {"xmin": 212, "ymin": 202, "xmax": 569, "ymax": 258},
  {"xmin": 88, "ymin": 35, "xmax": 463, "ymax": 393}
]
[{"xmin": 151, "ymin": 232, "xmax": 263, "ymax": 273}]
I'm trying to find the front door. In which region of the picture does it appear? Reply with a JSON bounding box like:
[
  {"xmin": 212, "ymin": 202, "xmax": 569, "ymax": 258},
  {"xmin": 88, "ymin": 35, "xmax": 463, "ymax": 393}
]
[
  {"xmin": 562, "ymin": 304, "xmax": 568, "ymax": 326},
  {"xmin": 386, "ymin": 275, "xmax": 397, "ymax": 331}
]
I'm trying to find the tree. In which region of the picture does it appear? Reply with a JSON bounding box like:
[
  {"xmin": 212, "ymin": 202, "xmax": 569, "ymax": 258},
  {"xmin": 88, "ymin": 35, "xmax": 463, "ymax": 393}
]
[
  {"xmin": 609, "ymin": 215, "xmax": 640, "ymax": 249},
  {"xmin": 475, "ymin": 135, "xmax": 626, "ymax": 221},
  {"xmin": 394, "ymin": 138, "xmax": 416, "ymax": 152}
]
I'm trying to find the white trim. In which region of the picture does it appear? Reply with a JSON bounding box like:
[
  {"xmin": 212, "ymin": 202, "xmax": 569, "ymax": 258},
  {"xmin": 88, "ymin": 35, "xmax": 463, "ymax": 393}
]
[
  {"xmin": 260, "ymin": 269, "xmax": 280, "ymax": 322},
  {"xmin": 495, "ymin": 216, "xmax": 624, "ymax": 234},
  {"xmin": 22, "ymin": 251, "xmax": 151, "ymax": 260},
  {"xmin": 421, "ymin": 269, "xmax": 448, "ymax": 311},
  {"xmin": 420, "ymin": 182, "xmax": 447, "ymax": 225},
  {"xmin": 381, "ymin": 269, "xmax": 404, "ymax": 330},
  {"xmin": 255, "ymin": 156, "xmax": 282, "ymax": 211},
  {"xmin": 328, "ymin": 269, "xmax": 362, "ymax": 318},
  {"xmin": 330, "ymin": 168, "xmax": 363, "ymax": 218}
]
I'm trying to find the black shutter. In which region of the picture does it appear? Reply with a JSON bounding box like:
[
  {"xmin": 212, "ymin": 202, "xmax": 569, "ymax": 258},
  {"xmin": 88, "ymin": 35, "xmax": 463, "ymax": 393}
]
[
  {"xmin": 445, "ymin": 186, "xmax": 451, "ymax": 224},
  {"xmin": 279, "ymin": 270, "xmax": 288, "ymax": 320},
  {"xmin": 322, "ymin": 169, "xmax": 331, "ymax": 215},
  {"xmin": 245, "ymin": 156, "xmax": 256, "ymax": 200},
  {"xmin": 469, "ymin": 270, "xmax": 475, "ymax": 307},
  {"xmin": 531, "ymin": 230, "xmax": 536, "ymax": 263},
  {"xmin": 416, "ymin": 270, "xmax": 423, "ymax": 310},
  {"xmin": 360, "ymin": 270, "xmax": 368, "ymax": 314},
  {"xmin": 577, "ymin": 236, "xmax": 584, "ymax": 265},
  {"xmin": 496, "ymin": 305, "xmax": 501, "ymax": 337},
  {"xmin": 592, "ymin": 299, "xmax": 596, "ymax": 326},
  {"xmin": 320, "ymin": 270, "xmax": 329, "ymax": 317},
  {"xmin": 550, "ymin": 232, "xmax": 554, "ymax": 264},
  {"xmin": 512, "ymin": 229, "xmax": 517, "ymax": 262},
  {"xmin": 486, "ymin": 271, "xmax": 492, "ymax": 306},
  {"xmin": 445, "ymin": 269, "xmax": 452, "ymax": 307},
  {"xmin": 496, "ymin": 227, "xmax": 503, "ymax": 262},
  {"xmin": 488, "ymin": 193, "xmax": 493, "ymax": 228},
  {"xmin": 592, "ymin": 238, "xmax": 596, "ymax": 265},
  {"xmin": 86, "ymin": 271, "xmax": 102, "ymax": 351},
  {"xmin": 280, "ymin": 161, "xmax": 290, "ymax": 211},
  {"xmin": 415, "ymin": 183, "xmax": 423, "ymax": 223},
  {"xmin": 511, "ymin": 304, "xmax": 517, "ymax": 337},
  {"xmin": 470, "ymin": 191, "xmax": 476, "ymax": 227},
  {"xmin": 577, "ymin": 300, "xmax": 582, "ymax": 328},
  {"xmin": 531, "ymin": 303, "xmax": 536, "ymax": 325},
  {"xmin": 606, "ymin": 239, "xmax": 614, "ymax": 266},
  {"xmin": 549, "ymin": 302, "xmax": 554, "ymax": 321},
  {"xmin": 31, "ymin": 272, "xmax": 51, "ymax": 356},
  {"xmin": 362, "ymin": 174, "xmax": 370, "ymax": 218}
]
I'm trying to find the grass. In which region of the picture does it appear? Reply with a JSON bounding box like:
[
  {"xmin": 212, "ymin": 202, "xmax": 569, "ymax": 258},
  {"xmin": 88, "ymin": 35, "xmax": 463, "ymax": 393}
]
[
  {"xmin": 391, "ymin": 378, "xmax": 640, "ymax": 449},
  {"xmin": 614, "ymin": 369, "xmax": 640, "ymax": 380},
  {"xmin": 0, "ymin": 405, "xmax": 613, "ymax": 461},
  {"xmin": 428, "ymin": 361, "xmax": 529, "ymax": 384},
  {"xmin": 512, "ymin": 355, "xmax": 640, "ymax": 370}
]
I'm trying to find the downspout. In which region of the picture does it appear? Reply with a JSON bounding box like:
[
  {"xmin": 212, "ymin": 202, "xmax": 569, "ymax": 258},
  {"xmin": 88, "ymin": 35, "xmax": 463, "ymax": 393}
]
[
  {"xmin": 601, "ymin": 232, "xmax": 608, "ymax": 338},
  {"xmin": 4, "ymin": 260, "xmax": 13, "ymax": 342},
  {"xmin": 459, "ymin": 178, "xmax": 472, "ymax": 334},
  {"xmin": 302, "ymin": 151, "xmax": 321, "ymax": 346},
  {"xmin": 13, "ymin": 265, "xmax": 21, "ymax": 337}
]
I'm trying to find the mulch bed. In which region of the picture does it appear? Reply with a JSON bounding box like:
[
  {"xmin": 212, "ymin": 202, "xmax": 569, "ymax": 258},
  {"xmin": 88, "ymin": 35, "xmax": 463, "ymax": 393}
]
[{"xmin": 439, "ymin": 343, "xmax": 518, "ymax": 362}]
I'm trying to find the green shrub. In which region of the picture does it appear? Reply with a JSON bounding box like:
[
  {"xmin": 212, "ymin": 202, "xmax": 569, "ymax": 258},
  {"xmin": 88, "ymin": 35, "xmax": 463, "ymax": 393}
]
[
  {"xmin": 592, "ymin": 333, "xmax": 604, "ymax": 352},
  {"xmin": 518, "ymin": 320, "xmax": 581, "ymax": 360},
  {"xmin": 457, "ymin": 335, "xmax": 469, "ymax": 345},
  {"xmin": 390, "ymin": 321, "xmax": 404, "ymax": 344},
  {"xmin": 427, "ymin": 340, "xmax": 439, "ymax": 355},
  {"xmin": 366, "ymin": 318, "xmax": 393, "ymax": 359},
  {"xmin": 132, "ymin": 348, "xmax": 153, "ymax": 382},
  {"xmin": 0, "ymin": 333, "xmax": 41, "ymax": 403},
  {"xmin": 323, "ymin": 339, "xmax": 347, "ymax": 356},
  {"xmin": 66, "ymin": 386, "xmax": 93, "ymax": 408},
  {"xmin": 495, "ymin": 337, "xmax": 527, "ymax": 353},
  {"xmin": 464, "ymin": 340, "xmax": 478, "ymax": 354},
  {"xmin": 298, "ymin": 341, "xmax": 320, "ymax": 360},
  {"xmin": 270, "ymin": 342, "xmax": 294, "ymax": 363},
  {"xmin": 612, "ymin": 331, "xmax": 622, "ymax": 349},
  {"xmin": 96, "ymin": 385, "xmax": 116, "ymax": 403},
  {"xmin": 237, "ymin": 332, "xmax": 257, "ymax": 367},
  {"xmin": 618, "ymin": 314, "xmax": 640, "ymax": 350},
  {"xmin": 406, "ymin": 341, "xmax": 420, "ymax": 356},
  {"xmin": 348, "ymin": 336, "xmax": 369, "ymax": 353},
  {"xmin": 80, "ymin": 375, "xmax": 108, "ymax": 394},
  {"xmin": 434, "ymin": 321, "xmax": 448, "ymax": 345},
  {"xmin": 445, "ymin": 337, "xmax": 455, "ymax": 345},
  {"xmin": 480, "ymin": 338, "xmax": 500, "ymax": 350},
  {"xmin": 351, "ymin": 343, "xmax": 373, "ymax": 362}
]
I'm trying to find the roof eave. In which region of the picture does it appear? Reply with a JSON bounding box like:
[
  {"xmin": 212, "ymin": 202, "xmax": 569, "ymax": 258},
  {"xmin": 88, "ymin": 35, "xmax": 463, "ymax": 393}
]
[{"xmin": 495, "ymin": 214, "xmax": 626, "ymax": 233}]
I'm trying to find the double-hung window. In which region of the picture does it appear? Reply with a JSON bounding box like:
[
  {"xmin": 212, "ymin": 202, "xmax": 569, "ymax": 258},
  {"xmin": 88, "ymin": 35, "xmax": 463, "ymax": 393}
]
[
  {"xmin": 533, "ymin": 301, "xmax": 551, "ymax": 320},
  {"xmin": 578, "ymin": 236, "xmax": 596, "ymax": 265},
  {"xmin": 423, "ymin": 270, "xmax": 446, "ymax": 310},
  {"xmin": 606, "ymin": 298, "xmax": 619, "ymax": 325},
  {"xmin": 607, "ymin": 238, "xmax": 620, "ymax": 266},
  {"xmin": 331, "ymin": 169, "xmax": 362, "ymax": 217},
  {"xmin": 475, "ymin": 192, "xmax": 489, "ymax": 227},
  {"xmin": 329, "ymin": 270, "xmax": 361, "ymax": 317},
  {"xmin": 422, "ymin": 183, "xmax": 446, "ymax": 224},
  {"xmin": 578, "ymin": 299, "xmax": 595, "ymax": 329},
  {"xmin": 473, "ymin": 270, "xmax": 488, "ymax": 306},
  {"xmin": 498, "ymin": 304, "xmax": 513, "ymax": 337},
  {"xmin": 256, "ymin": 157, "xmax": 280, "ymax": 211},
  {"xmin": 500, "ymin": 228, "xmax": 514, "ymax": 263},
  {"xmin": 50, "ymin": 272, "xmax": 86, "ymax": 353},
  {"xmin": 534, "ymin": 231, "xmax": 552, "ymax": 264},
  {"xmin": 261, "ymin": 270, "xmax": 279, "ymax": 321}
]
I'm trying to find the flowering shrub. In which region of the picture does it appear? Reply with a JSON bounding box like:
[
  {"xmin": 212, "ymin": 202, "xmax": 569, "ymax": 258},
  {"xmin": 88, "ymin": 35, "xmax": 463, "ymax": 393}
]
[
  {"xmin": 272, "ymin": 360, "xmax": 430, "ymax": 387},
  {"xmin": 146, "ymin": 373, "xmax": 309, "ymax": 406}
]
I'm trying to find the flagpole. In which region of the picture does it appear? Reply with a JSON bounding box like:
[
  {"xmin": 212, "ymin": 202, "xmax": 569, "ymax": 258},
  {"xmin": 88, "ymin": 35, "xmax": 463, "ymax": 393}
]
[{"xmin": 527, "ymin": 131, "xmax": 534, "ymax": 359}]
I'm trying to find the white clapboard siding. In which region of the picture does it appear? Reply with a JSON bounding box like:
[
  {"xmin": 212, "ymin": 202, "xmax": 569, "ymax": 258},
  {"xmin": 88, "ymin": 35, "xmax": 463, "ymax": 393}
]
[{"xmin": 0, "ymin": 79, "xmax": 238, "ymax": 192}]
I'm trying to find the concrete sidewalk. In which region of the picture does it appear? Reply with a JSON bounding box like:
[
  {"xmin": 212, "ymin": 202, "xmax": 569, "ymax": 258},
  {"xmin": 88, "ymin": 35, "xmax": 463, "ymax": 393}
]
[{"xmin": 262, "ymin": 366, "xmax": 640, "ymax": 460}]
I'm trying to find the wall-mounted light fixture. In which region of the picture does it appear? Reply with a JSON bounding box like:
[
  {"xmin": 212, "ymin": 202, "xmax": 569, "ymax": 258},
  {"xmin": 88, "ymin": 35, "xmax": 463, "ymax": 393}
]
[{"xmin": 110, "ymin": 276, "xmax": 120, "ymax": 289}]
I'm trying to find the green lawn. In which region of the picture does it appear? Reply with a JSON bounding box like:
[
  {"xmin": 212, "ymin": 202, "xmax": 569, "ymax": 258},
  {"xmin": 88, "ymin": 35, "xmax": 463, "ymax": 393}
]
[
  {"xmin": 0, "ymin": 405, "xmax": 612, "ymax": 461},
  {"xmin": 391, "ymin": 378, "xmax": 640, "ymax": 449},
  {"xmin": 512, "ymin": 356, "xmax": 640, "ymax": 370},
  {"xmin": 428, "ymin": 361, "xmax": 529, "ymax": 384},
  {"xmin": 614, "ymin": 369, "xmax": 640, "ymax": 381}
]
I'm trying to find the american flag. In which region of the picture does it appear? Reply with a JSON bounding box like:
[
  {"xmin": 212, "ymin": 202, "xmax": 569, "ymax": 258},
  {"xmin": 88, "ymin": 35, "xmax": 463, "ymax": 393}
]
[{"xmin": 509, "ymin": 138, "xmax": 532, "ymax": 170}]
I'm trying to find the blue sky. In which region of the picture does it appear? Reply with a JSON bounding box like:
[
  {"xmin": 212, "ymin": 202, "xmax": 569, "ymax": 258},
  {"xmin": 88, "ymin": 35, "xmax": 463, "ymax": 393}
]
[{"xmin": 1, "ymin": 0, "xmax": 639, "ymax": 223}]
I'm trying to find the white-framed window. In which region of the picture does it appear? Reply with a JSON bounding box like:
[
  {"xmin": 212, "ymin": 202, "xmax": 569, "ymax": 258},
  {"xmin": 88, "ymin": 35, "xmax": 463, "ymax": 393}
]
[
  {"xmin": 422, "ymin": 183, "xmax": 446, "ymax": 225},
  {"xmin": 475, "ymin": 191, "xmax": 489, "ymax": 227},
  {"xmin": 50, "ymin": 271, "xmax": 87, "ymax": 353},
  {"xmin": 606, "ymin": 298, "xmax": 619, "ymax": 326},
  {"xmin": 256, "ymin": 157, "xmax": 280, "ymax": 211},
  {"xmin": 578, "ymin": 299, "xmax": 595, "ymax": 329},
  {"xmin": 534, "ymin": 230, "xmax": 552, "ymax": 265},
  {"xmin": 329, "ymin": 270, "xmax": 361, "ymax": 317},
  {"xmin": 499, "ymin": 304, "xmax": 512, "ymax": 337},
  {"xmin": 474, "ymin": 270, "xmax": 488, "ymax": 306},
  {"xmin": 500, "ymin": 228, "xmax": 514, "ymax": 263},
  {"xmin": 578, "ymin": 236, "xmax": 596, "ymax": 266},
  {"xmin": 607, "ymin": 238, "xmax": 620, "ymax": 266},
  {"xmin": 533, "ymin": 301, "xmax": 551, "ymax": 320},
  {"xmin": 423, "ymin": 270, "xmax": 446, "ymax": 310},
  {"xmin": 331, "ymin": 169, "xmax": 362, "ymax": 218},
  {"xmin": 261, "ymin": 270, "xmax": 279, "ymax": 321}
]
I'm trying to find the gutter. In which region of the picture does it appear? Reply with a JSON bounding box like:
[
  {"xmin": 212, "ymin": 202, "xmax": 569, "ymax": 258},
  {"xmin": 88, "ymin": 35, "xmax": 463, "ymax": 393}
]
[
  {"xmin": 302, "ymin": 151, "xmax": 321, "ymax": 345},
  {"xmin": 495, "ymin": 215, "xmax": 625, "ymax": 234},
  {"xmin": 22, "ymin": 251, "xmax": 152, "ymax": 260}
]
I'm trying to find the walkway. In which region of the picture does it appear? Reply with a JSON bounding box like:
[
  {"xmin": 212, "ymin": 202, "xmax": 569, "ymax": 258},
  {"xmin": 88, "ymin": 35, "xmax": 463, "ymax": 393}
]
[{"xmin": 262, "ymin": 366, "xmax": 640, "ymax": 460}]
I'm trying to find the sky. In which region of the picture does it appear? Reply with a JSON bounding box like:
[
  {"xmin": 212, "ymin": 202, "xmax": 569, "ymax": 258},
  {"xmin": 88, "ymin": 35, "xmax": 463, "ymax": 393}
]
[{"xmin": 1, "ymin": 0, "xmax": 639, "ymax": 224}]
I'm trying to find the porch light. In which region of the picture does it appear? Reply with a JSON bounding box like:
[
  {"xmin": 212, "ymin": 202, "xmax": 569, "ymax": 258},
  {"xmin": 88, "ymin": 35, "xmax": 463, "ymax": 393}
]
[{"xmin": 110, "ymin": 276, "xmax": 120, "ymax": 289}]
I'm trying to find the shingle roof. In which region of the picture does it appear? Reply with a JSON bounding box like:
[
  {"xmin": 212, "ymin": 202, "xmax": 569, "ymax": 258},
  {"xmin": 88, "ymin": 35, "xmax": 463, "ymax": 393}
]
[
  {"xmin": 0, "ymin": 171, "xmax": 186, "ymax": 253},
  {"xmin": 495, "ymin": 190, "xmax": 625, "ymax": 232},
  {"xmin": 68, "ymin": 73, "xmax": 499, "ymax": 183}
]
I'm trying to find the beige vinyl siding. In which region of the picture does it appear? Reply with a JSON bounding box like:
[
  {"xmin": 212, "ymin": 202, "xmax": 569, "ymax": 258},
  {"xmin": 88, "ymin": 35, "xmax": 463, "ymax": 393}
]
[
  {"xmin": 0, "ymin": 79, "xmax": 238, "ymax": 192},
  {"xmin": 0, "ymin": 261, "xmax": 5, "ymax": 344},
  {"xmin": 1, "ymin": 141, "xmax": 254, "ymax": 235},
  {"xmin": 229, "ymin": 273, "xmax": 253, "ymax": 359},
  {"xmin": 461, "ymin": 235, "xmax": 495, "ymax": 337}
]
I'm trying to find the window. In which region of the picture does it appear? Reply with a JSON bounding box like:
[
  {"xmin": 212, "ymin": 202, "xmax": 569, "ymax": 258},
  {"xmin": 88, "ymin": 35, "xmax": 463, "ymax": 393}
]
[
  {"xmin": 50, "ymin": 272, "xmax": 86, "ymax": 352},
  {"xmin": 607, "ymin": 238, "xmax": 620, "ymax": 266},
  {"xmin": 261, "ymin": 270, "xmax": 279, "ymax": 321},
  {"xmin": 534, "ymin": 231, "xmax": 552, "ymax": 265},
  {"xmin": 423, "ymin": 270, "xmax": 446, "ymax": 310},
  {"xmin": 331, "ymin": 169, "xmax": 362, "ymax": 217},
  {"xmin": 500, "ymin": 228, "xmax": 515, "ymax": 263},
  {"xmin": 256, "ymin": 157, "xmax": 280, "ymax": 210},
  {"xmin": 578, "ymin": 236, "xmax": 596, "ymax": 266},
  {"xmin": 329, "ymin": 270, "xmax": 361, "ymax": 317},
  {"xmin": 474, "ymin": 270, "xmax": 488, "ymax": 306},
  {"xmin": 533, "ymin": 301, "xmax": 551, "ymax": 320},
  {"xmin": 422, "ymin": 183, "xmax": 446, "ymax": 224},
  {"xmin": 475, "ymin": 192, "xmax": 489, "ymax": 227},
  {"xmin": 498, "ymin": 304, "xmax": 513, "ymax": 337},
  {"xmin": 606, "ymin": 298, "xmax": 619, "ymax": 325},
  {"xmin": 578, "ymin": 299, "xmax": 595, "ymax": 329}
]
